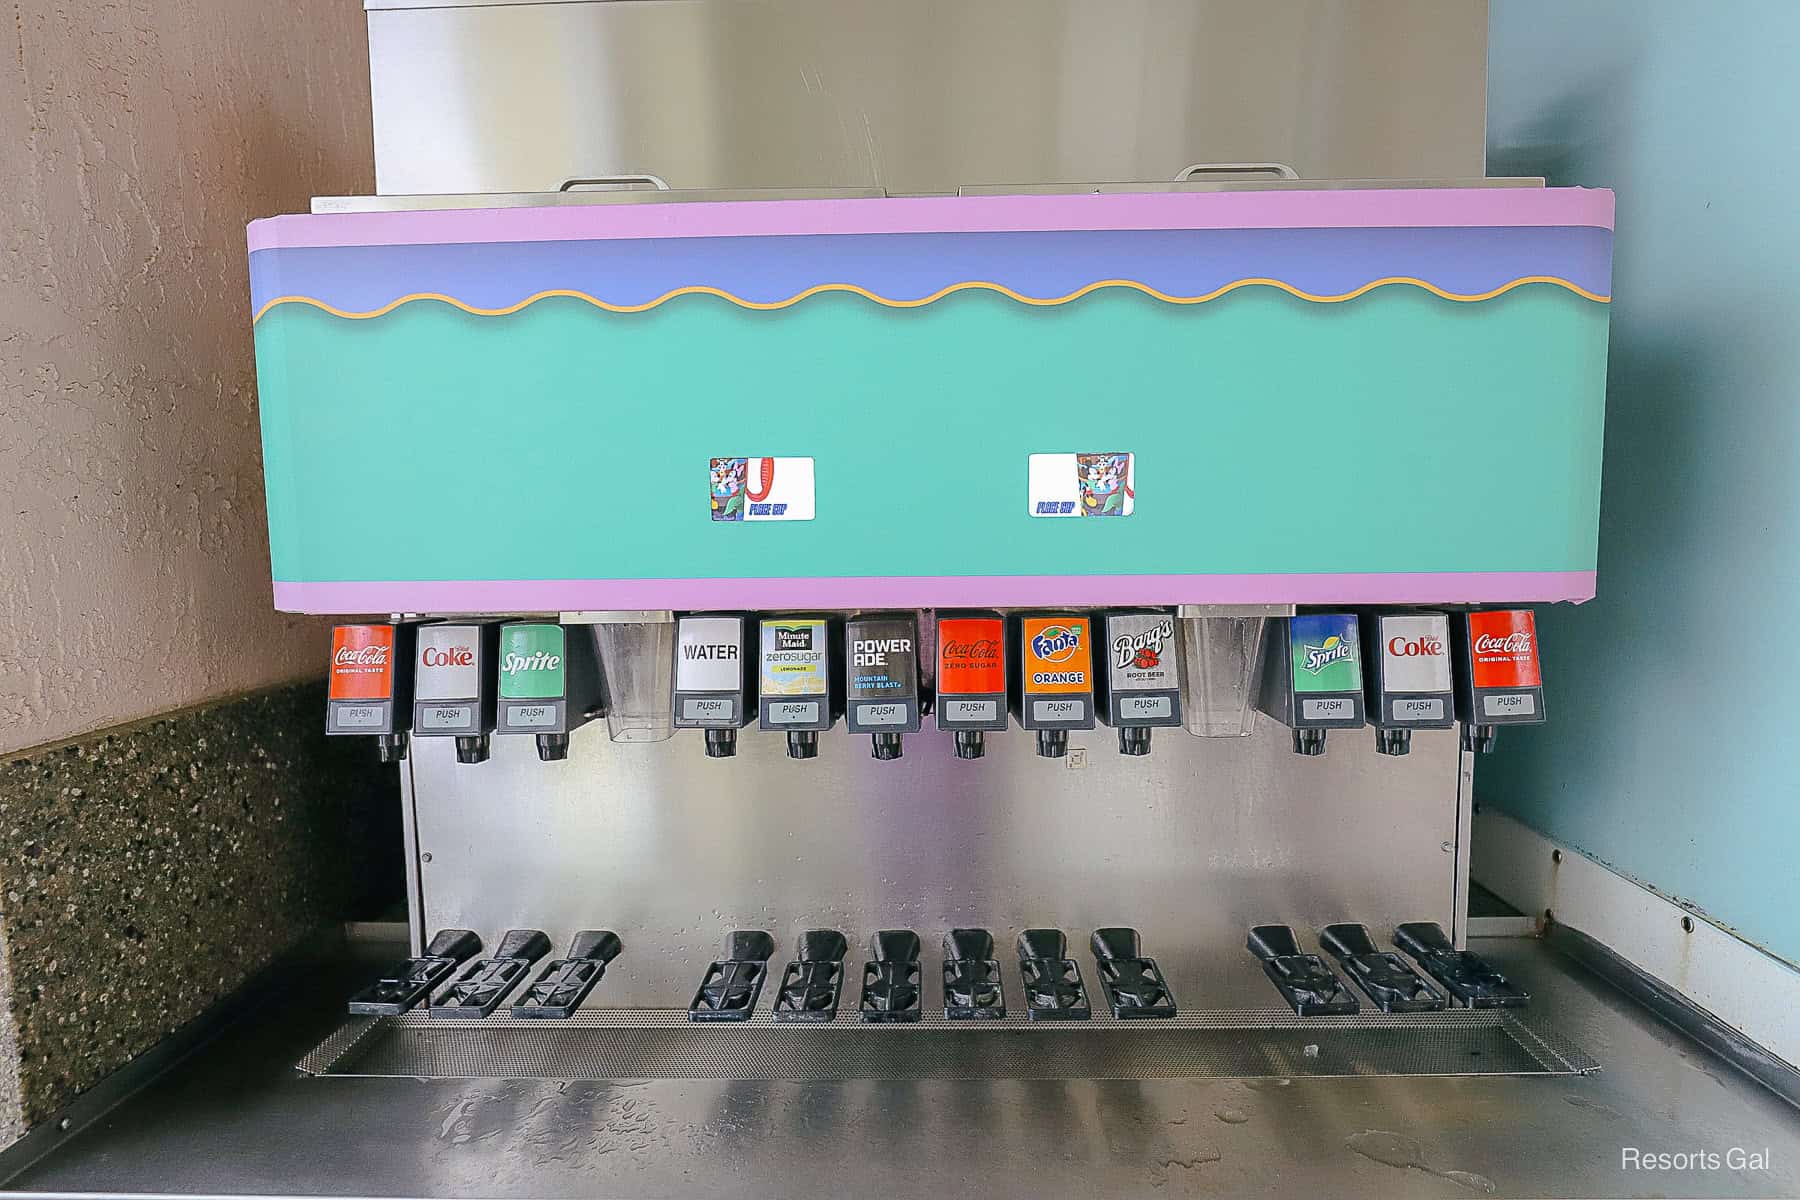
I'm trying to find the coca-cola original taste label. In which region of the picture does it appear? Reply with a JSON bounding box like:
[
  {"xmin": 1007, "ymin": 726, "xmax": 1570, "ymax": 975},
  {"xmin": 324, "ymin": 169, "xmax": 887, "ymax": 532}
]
[
  {"xmin": 1467, "ymin": 610, "xmax": 1540, "ymax": 688},
  {"xmin": 330, "ymin": 625, "xmax": 395, "ymax": 701}
]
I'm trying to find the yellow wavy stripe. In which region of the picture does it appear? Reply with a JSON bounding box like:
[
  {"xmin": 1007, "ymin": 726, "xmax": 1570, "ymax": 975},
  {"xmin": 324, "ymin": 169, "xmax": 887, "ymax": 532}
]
[{"xmin": 252, "ymin": 275, "xmax": 1610, "ymax": 323}]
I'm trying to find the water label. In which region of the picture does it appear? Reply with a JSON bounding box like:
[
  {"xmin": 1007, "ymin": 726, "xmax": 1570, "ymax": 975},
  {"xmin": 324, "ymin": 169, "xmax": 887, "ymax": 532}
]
[
  {"xmin": 1289, "ymin": 614, "xmax": 1362, "ymax": 694},
  {"xmin": 1027, "ymin": 452, "xmax": 1134, "ymax": 517},
  {"xmin": 760, "ymin": 618, "xmax": 829, "ymax": 698},
  {"xmin": 330, "ymin": 625, "xmax": 395, "ymax": 701},
  {"xmin": 675, "ymin": 616, "xmax": 745, "ymax": 692},
  {"xmin": 416, "ymin": 626, "xmax": 484, "ymax": 701},
  {"xmin": 710, "ymin": 456, "xmax": 815, "ymax": 522},
  {"xmin": 499, "ymin": 624, "xmax": 566, "ymax": 700},
  {"xmin": 1378, "ymin": 613, "xmax": 1452, "ymax": 693}
]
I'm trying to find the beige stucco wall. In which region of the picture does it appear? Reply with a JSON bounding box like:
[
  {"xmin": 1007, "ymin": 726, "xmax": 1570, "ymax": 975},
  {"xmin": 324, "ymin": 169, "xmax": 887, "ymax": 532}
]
[{"xmin": 1, "ymin": 1, "xmax": 373, "ymax": 755}]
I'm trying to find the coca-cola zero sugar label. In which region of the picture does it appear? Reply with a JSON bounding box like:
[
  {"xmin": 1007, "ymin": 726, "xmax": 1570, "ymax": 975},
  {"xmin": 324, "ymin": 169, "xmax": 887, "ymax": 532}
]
[
  {"xmin": 1467, "ymin": 610, "xmax": 1540, "ymax": 688},
  {"xmin": 936, "ymin": 615, "xmax": 1007, "ymax": 729}
]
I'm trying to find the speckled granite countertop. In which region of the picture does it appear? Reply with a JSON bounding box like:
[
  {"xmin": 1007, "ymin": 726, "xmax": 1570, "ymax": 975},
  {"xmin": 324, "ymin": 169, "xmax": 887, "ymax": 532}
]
[{"xmin": 0, "ymin": 680, "xmax": 397, "ymax": 1129}]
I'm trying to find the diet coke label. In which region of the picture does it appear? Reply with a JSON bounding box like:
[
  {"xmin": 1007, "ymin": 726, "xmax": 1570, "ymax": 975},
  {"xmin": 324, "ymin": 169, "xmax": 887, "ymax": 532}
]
[
  {"xmin": 329, "ymin": 625, "xmax": 395, "ymax": 701},
  {"xmin": 1377, "ymin": 614, "xmax": 1452, "ymax": 693},
  {"xmin": 415, "ymin": 625, "xmax": 483, "ymax": 700},
  {"xmin": 1467, "ymin": 611, "xmax": 1541, "ymax": 688}
]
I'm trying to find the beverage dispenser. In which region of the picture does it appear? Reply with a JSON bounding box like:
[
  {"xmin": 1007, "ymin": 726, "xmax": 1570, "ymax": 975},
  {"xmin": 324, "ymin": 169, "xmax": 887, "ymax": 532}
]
[
  {"xmin": 842, "ymin": 613, "xmax": 923, "ymax": 760},
  {"xmin": 412, "ymin": 623, "xmax": 499, "ymax": 764},
  {"xmin": 326, "ymin": 622, "xmax": 414, "ymax": 762},
  {"xmin": 1012, "ymin": 614, "xmax": 1095, "ymax": 758},
  {"xmin": 934, "ymin": 612, "xmax": 1008, "ymax": 760},
  {"xmin": 672, "ymin": 614, "xmax": 753, "ymax": 757}
]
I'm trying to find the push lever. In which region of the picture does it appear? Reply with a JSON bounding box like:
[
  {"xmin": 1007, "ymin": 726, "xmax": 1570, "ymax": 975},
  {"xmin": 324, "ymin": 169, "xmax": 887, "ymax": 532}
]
[
  {"xmin": 430, "ymin": 929, "xmax": 553, "ymax": 1019},
  {"xmin": 942, "ymin": 928, "xmax": 1005, "ymax": 1020},
  {"xmin": 348, "ymin": 929, "xmax": 481, "ymax": 1016},
  {"xmin": 1246, "ymin": 924, "xmax": 1359, "ymax": 1016},
  {"xmin": 1017, "ymin": 928, "xmax": 1091, "ymax": 1021},
  {"xmin": 1393, "ymin": 922, "xmax": 1530, "ymax": 1008},
  {"xmin": 1091, "ymin": 927, "xmax": 1177, "ymax": 1018},
  {"xmin": 689, "ymin": 930, "xmax": 776, "ymax": 1021},
  {"xmin": 860, "ymin": 929, "xmax": 923, "ymax": 1022},
  {"xmin": 512, "ymin": 930, "xmax": 622, "ymax": 1019},
  {"xmin": 774, "ymin": 929, "xmax": 849, "ymax": 1022},
  {"xmin": 1320, "ymin": 923, "xmax": 1446, "ymax": 1013}
]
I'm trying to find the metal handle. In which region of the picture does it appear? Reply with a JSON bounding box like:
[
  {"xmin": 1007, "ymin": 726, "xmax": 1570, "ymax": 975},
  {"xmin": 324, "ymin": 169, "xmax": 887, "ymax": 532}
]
[
  {"xmin": 1174, "ymin": 162, "xmax": 1300, "ymax": 182},
  {"xmin": 556, "ymin": 173, "xmax": 672, "ymax": 192}
]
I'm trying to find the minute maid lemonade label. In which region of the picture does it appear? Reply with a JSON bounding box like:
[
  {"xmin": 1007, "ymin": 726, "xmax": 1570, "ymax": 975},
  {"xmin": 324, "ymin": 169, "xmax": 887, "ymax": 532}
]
[
  {"xmin": 759, "ymin": 618, "xmax": 829, "ymax": 696},
  {"xmin": 1289, "ymin": 614, "xmax": 1362, "ymax": 693},
  {"xmin": 1021, "ymin": 616, "xmax": 1093, "ymax": 692}
]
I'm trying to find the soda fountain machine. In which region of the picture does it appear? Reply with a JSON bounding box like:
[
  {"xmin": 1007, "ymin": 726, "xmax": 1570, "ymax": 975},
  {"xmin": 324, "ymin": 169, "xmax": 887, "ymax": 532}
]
[{"xmin": 244, "ymin": 5, "xmax": 1616, "ymax": 1187}]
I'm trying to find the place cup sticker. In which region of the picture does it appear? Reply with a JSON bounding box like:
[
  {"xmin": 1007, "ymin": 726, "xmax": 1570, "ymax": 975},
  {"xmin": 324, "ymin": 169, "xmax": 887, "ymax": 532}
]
[
  {"xmin": 710, "ymin": 456, "xmax": 815, "ymax": 522},
  {"xmin": 1027, "ymin": 452, "xmax": 1134, "ymax": 517}
]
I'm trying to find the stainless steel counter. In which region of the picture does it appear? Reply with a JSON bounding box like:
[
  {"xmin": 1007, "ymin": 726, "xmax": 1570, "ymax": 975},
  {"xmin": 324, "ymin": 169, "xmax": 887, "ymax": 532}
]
[{"xmin": 5, "ymin": 937, "xmax": 1797, "ymax": 1198}]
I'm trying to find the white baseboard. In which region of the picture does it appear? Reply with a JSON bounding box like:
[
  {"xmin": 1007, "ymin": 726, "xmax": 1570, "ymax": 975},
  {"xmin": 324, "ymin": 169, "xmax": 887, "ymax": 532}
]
[{"xmin": 1473, "ymin": 806, "xmax": 1800, "ymax": 1071}]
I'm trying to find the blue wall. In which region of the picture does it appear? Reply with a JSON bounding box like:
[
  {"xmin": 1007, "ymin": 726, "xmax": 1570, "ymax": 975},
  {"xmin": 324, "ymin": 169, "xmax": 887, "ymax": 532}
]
[{"xmin": 1482, "ymin": 3, "xmax": 1800, "ymax": 964}]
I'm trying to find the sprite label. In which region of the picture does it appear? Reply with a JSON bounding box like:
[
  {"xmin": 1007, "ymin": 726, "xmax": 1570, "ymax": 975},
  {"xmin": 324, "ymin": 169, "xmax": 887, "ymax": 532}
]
[
  {"xmin": 499, "ymin": 624, "xmax": 566, "ymax": 699},
  {"xmin": 1289, "ymin": 614, "xmax": 1362, "ymax": 693}
]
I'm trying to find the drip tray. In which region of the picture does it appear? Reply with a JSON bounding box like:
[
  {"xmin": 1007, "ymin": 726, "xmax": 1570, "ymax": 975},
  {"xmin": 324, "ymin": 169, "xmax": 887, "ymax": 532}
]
[{"xmin": 299, "ymin": 1008, "xmax": 1598, "ymax": 1080}]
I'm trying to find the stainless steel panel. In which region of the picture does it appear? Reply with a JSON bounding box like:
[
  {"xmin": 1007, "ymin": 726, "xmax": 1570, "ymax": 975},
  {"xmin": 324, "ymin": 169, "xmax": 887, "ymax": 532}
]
[
  {"xmin": 300, "ymin": 1008, "xmax": 1598, "ymax": 1079},
  {"xmin": 18, "ymin": 941, "xmax": 1800, "ymax": 1199},
  {"xmin": 365, "ymin": 0, "xmax": 1489, "ymax": 195},
  {"xmin": 408, "ymin": 721, "xmax": 1461, "ymax": 1007}
]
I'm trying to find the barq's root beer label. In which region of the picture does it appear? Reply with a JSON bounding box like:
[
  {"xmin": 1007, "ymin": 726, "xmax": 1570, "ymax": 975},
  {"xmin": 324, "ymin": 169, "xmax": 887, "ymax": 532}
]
[{"xmin": 330, "ymin": 625, "xmax": 395, "ymax": 700}]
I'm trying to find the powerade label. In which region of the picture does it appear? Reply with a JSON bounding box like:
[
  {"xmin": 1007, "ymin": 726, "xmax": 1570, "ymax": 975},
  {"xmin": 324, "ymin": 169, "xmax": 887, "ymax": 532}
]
[
  {"xmin": 1106, "ymin": 613, "xmax": 1178, "ymax": 691},
  {"xmin": 937, "ymin": 617, "xmax": 1006, "ymax": 696},
  {"xmin": 844, "ymin": 615, "xmax": 920, "ymax": 734},
  {"xmin": 846, "ymin": 618, "xmax": 918, "ymax": 701},
  {"xmin": 330, "ymin": 625, "xmax": 394, "ymax": 701},
  {"xmin": 1288, "ymin": 614, "xmax": 1362, "ymax": 694},
  {"xmin": 759, "ymin": 618, "xmax": 829, "ymax": 697},
  {"xmin": 1378, "ymin": 613, "xmax": 1452, "ymax": 693},
  {"xmin": 1021, "ymin": 616, "xmax": 1091, "ymax": 693},
  {"xmin": 416, "ymin": 626, "xmax": 483, "ymax": 700},
  {"xmin": 499, "ymin": 624, "xmax": 565, "ymax": 699},
  {"xmin": 675, "ymin": 616, "xmax": 745, "ymax": 693},
  {"xmin": 1467, "ymin": 610, "xmax": 1541, "ymax": 688}
]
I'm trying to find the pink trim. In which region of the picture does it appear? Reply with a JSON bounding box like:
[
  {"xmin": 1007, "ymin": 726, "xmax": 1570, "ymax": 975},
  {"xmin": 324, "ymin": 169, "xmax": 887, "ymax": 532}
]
[
  {"xmin": 273, "ymin": 572, "xmax": 1597, "ymax": 615},
  {"xmin": 247, "ymin": 188, "xmax": 1615, "ymax": 252}
]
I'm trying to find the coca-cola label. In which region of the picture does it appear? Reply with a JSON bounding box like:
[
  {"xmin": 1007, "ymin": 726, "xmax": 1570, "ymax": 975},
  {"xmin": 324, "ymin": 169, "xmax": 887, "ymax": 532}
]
[
  {"xmin": 415, "ymin": 625, "xmax": 483, "ymax": 700},
  {"xmin": 1107, "ymin": 613, "xmax": 1177, "ymax": 690},
  {"xmin": 1378, "ymin": 613, "xmax": 1452, "ymax": 693},
  {"xmin": 937, "ymin": 617, "xmax": 1006, "ymax": 696},
  {"xmin": 329, "ymin": 625, "xmax": 394, "ymax": 701},
  {"xmin": 1467, "ymin": 610, "xmax": 1541, "ymax": 688}
]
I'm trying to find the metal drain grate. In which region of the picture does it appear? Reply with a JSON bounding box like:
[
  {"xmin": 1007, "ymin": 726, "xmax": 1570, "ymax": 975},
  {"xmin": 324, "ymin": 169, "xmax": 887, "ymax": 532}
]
[{"xmin": 299, "ymin": 1008, "xmax": 1598, "ymax": 1080}]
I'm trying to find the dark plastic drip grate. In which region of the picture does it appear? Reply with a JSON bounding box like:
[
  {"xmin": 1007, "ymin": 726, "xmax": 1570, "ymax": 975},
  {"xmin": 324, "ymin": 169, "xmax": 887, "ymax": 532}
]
[{"xmin": 299, "ymin": 1007, "xmax": 1598, "ymax": 1081}]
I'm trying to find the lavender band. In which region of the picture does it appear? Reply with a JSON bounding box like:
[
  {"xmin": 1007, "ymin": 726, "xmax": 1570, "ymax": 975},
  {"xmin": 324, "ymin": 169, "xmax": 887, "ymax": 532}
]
[
  {"xmin": 249, "ymin": 225, "xmax": 1613, "ymax": 315},
  {"xmin": 247, "ymin": 187, "xmax": 1616, "ymax": 253},
  {"xmin": 272, "ymin": 572, "xmax": 1597, "ymax": 615}
]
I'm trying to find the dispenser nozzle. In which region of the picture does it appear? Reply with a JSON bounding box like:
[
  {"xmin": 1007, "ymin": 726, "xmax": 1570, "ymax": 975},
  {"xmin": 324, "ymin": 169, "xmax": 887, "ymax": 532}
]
[
  {"xmin": 455, "ymin": 734, "xmax": 490, "ymax": 764},
  {"xmin": 1035, "ymin": 729, "xmax": 1068, "ymax": 758},
  {"xmin": 953, "ymin": 730, "xmax": 985, "ymax": 760},
  {"xmin": 375, "ymin": 732, "xmax": 409, "ymax": 763},
  {"xmin": 871, "ymin": 733, "xmax": 903, "ymax": 761},
  {"xmin": 535, "ymin": 733, "xmax": 570, "ymax": 762},
  {"xmin": 1291, "ymin": 728, "xmax": 1326, "ymax": 756},
  {"xmin": 787, "ymin": 731, "xmax": 819, "ymax": 760},
  {"xmin": 1118, "ymin": 727, "xmax": 1152, "ymax": 756},
  {"xmin": 1375, "ymin": 727, "xmax": 1411, "ymax": 757},
  {"xmin": 1463, "ymin": 724, "xmax": 1497, "ymax": 754},
  {"xmin": 704, "ymin": 729, "xmax": 738, "ymax": 758}
]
